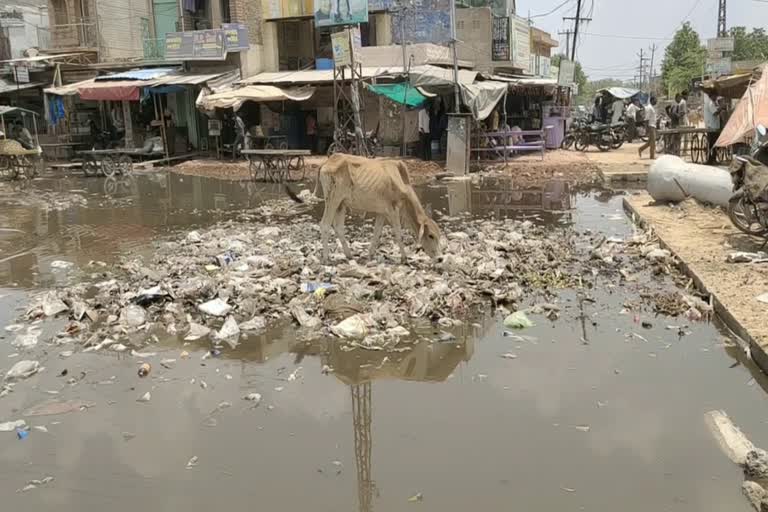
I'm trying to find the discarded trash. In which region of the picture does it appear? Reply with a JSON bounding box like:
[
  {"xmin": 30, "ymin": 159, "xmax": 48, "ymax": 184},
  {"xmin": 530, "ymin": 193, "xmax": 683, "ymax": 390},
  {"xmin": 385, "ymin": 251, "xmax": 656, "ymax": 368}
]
[
  {"xmin": 727, "ymin": 251, "xmax": 768, "ymax": 263},
  {"xmin": 186, "ymin": 231, "xmax": 202, "ymax": 243},
  {"xmin": 41, "ymin": 292, "xmax": 68, "ymax": 317},
  {"xmin": 50, "ymin": 260, "xmax": 74, "ymax": 269},
  {"xmin": 746, "ymin": 449, "xmax": 768, "ymax": 480},
  {"xmin": 503, "ymin": 311, "xmax": 534, "ymax": 329},
  {"xmin": 214, "ymin": 316, "xmax": 240, "ymax": 349},
  {"xmin": 408, "ymin": 493, "xmax": 423, "ymax": 503},
  {"xmin": 214, "ymin": 250, "xmax": 237, "ymax": 267},
  {"xmin": 186, "ymin": 455, "xmax": 199, "ymax": 469},
  {"xmin": 244, "ymin": 393, "xmax": 262, "ymax": 405},
  {"xmin": 138, "ymin": 363, "xmax": 152, "ymax": 378},
  {"xmin": 332, "ymin": 315, "xmax": 368, "ymax": 338},
  {"xmin": 645, "ymin": 248, "xmax": 671, "ymax": 262},
  {"xmin": 23, "ymin": 399, "xmax": 94, "ymax": 416},
  {"xmin": 301, "ymin": 282, "xmax": 335, "ymax": 293},
  {"xmin": 12, "ymin": 331, "xmax": 39, "ymax": 350},
  {"xmin": 185, "ymin": 322, "xmax": 211, "ymax": 341},
  {"xmin": 574, "ymin": 425, "xmax": 591, "ymax": 432},
  {"xmin": 257, "ymin": 226, "xmax": 281, "ymax": 239},
  {"xmin": 198, "ymin": 298, "xmax": 232, "ymax": 317},
  {"xmin": 33, "ymin": 426, "xmax": 48, "ymax": 433},
  {"xmin": 137, "ymin": 392, "xmax": 151, "ymax": 403},
  {"xmin": 240, "ymin": 316, "xmax": 267, "ymax": 332},
  {"xmin": 17, "ymin": 429, "xmax": 28, "ymax": 440},
  {"xmin": 0, "ymin": 419, "xmax": 25, "ymax": 432},
  {"xmin": 291, "ymin": 305, "xmax": 322, "ymax": 330},
  {"xmin": 641, "ymin": 321, "xmax": 653, "ymax": 329},
  {"xmin": 5, "ymin": 360, "xmax": 40, "ymax": 380},
  {"xmin": 135, "ymin": 286, "xmax": 168, "ymax": 306},
  {"xmin": 704, "ymin": 410, "xmax": 756, "ymax": 465},
  {"xmin": 500, "ymin": 353, "xmax": 518, "ymax": 359},
  {"xmin": 120, "ymin": 305, "xmax": 147, "ymax": 328}
]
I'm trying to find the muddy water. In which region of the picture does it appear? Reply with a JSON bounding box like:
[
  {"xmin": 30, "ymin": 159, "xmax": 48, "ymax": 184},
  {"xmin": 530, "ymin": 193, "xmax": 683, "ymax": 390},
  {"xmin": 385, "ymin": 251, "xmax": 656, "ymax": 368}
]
[{"xmin": 0, "ymin": 172, "xmax": 766, "ymax": 511}]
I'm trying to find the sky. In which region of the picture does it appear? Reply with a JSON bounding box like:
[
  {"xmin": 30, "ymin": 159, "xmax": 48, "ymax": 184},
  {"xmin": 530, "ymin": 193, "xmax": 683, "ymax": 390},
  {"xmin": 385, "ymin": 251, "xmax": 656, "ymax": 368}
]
[{"xmin": 518, "ymin": 0, "xmax": 768, "ymax": 82}]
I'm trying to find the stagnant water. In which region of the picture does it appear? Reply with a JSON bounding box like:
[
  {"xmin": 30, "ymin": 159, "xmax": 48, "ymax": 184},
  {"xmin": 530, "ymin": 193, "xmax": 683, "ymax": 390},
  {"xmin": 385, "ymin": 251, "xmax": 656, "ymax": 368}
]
[{"xmin": 0, "ymin": 171, "xmax": 766, "ymax": 511}]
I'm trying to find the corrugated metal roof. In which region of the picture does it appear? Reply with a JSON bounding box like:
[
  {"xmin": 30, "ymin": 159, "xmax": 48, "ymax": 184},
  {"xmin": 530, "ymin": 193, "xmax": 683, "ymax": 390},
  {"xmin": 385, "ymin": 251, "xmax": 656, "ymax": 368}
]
[
  {"xmin": 94, "ymin": 67, "xmax": 178, "ymax": 82},
  {"xmin": 0, "ymin": 105, "xmax": 39, "ymax": 117},
  {"xmin": 150, "ymin": 69, "xmax": 240, "ymax": 88},
  {"xmin": 0, "ymin": 53, "xmax": 84, "ymax": 64},
  {"xmin": 206, "ymin": 69, "xmax": 241, "ymax": 92},
  {"xmin": 242, "ymin": 67, "xmax": 405, "ymax": 85},
  {"xmin": 44, "ymin": 78, "xmax": 96, "ymax": 96}
]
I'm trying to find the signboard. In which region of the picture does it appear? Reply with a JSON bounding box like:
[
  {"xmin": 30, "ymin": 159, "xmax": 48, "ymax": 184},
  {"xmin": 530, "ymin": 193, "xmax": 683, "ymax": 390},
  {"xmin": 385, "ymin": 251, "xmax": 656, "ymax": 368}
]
[
  {"xmin": 492, "ymin": 17, "xmax": 510, "ymax": 61},
  {"xmin": 208, "ymin": 119, "xmax": 222, "ymax": 136},
  {"xmin": 14, "ymin": 65, "xmax": 29, "ymax": 84},
  {"xmin": 331, "ymin": 29, "xmax": 351, "ymax": 67},
  {"xmin": 351, "ymin": 25, "xmax": 362, "ymax": 55},
  {"xmin": 165, "ymin": 30, "xmax": 226, "ymax": 60},
  {"xmin": 557, "ymin": 59, "xmax": 575, "ymax": 87},
  {"xmin": 221, "ymin": 23, "xmax": 249, "ymax": 51},
  {"xmin": 708, "ymin": 37, "xmax": 734, "ymax": 53},
  {"xmin": 510, "ymin": 15, "xmax": 530, "ymax": 72},
  {"xmin": 314, "ymin": 0, "xmax": 368, "ymax": 27},
  {"xmin": 706, "ymin": 57, "xmax": 732, "ymax": 77}
]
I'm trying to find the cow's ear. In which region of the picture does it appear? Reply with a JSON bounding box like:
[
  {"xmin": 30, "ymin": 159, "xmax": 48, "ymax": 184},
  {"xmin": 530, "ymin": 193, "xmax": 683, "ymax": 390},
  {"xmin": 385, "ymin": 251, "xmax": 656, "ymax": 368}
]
[{"xmin": 425, "ymin": 203, "xmax": 433, "ymax": 217}]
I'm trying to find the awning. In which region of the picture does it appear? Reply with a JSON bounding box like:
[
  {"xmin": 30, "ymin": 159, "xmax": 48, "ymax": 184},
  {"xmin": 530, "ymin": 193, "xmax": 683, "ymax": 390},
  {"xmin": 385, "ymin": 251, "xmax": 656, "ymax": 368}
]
[
  {"xmin": 44, "ymin": 78, "xmax": 95, "ymax": 96},
  {"xmin": 148, "ymin": 69, "xmax": 241, "ymax": 94},
  {"xmin": 409, "ymin": 65, "xmax": 478, "ymax": 87},
  {"xmin": 0, "ymin": 106, "xmax": 39, "ymax": 117},
  {"xmin": 199, "ymin": 85, "xmax": 316, "ymax": 111},
  {"xmin": 598, "ymin": 87, "xmax": 640, "ymax": 99},
  {"xmin": 242, "ymin": 67, "xmax": 404, "ymax": 85},
  {"xmin": 365, "ymin": 83, "xmax": 428, "ymax": 107},
  {"xmin": 0, "ymin": 52, "xmax": 84, "ymax": 64},
  {"xmin": 702, "ymin": 71, "xmax": 757, "ymax": 99},
  {"xmin": 94, "ymin": 67, "xmax": 177, "ymax": 81},
  {"xmin": 78, "ymin": 80, "xmax": 152, "ymax": 101},
  {"xmin": 459, "ymin": 81, "xmax": 508, "ymax": 121},
  {"xmin": 716, "ymin": 65, "xmax": 768, "ymax": 147}
]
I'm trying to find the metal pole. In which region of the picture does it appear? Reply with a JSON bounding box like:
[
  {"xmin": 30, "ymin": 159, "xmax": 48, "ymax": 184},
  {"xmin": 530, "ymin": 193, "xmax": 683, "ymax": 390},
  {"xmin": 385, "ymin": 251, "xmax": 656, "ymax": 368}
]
[
  {"xmin": 450, "ymin": 0, "xmax": 460, "ymax": 113},
  {"xmin": 571, "ymin": 0, "xmax": 582, "ymax": 61},
  {"xmin": 178, "ymin": 0, "xmax": 186, "ymax": 31},
  {"xmin": 400, "ymin": 8, "xmax": 408, "ymax": 157}
]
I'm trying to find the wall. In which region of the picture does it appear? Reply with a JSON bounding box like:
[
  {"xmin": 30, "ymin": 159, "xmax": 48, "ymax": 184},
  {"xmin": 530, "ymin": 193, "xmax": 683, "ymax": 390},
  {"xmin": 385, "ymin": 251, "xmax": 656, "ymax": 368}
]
[
  {"xmin": 230, "ymin": 0, "xmax": 265, "ymax": 76},
  {"xmin": 1, "ymin": 5, "xmax": 49, "ymax": 58},
  {"xmin": 98, "ymin": 0, "xmax": 152, "ymax": 60},
  {"xmin": 455, "ymin": 8, "xmax": 491, "ymax": 73}
]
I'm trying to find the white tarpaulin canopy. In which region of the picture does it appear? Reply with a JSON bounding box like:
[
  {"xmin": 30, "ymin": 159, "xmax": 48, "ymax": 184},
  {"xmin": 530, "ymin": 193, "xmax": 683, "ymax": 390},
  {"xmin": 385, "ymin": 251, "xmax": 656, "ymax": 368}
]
[
  {"xmin": 409, "ymin": 65, "xmax": 478, "ymax": 87},
  {"xmin": 198, "ymin": 85, "xmax": 316, "ymax": 111},
  {"xmin": 459, "ymin": 81, "xmax": 508, "ymax": 121},
  {"xmin": 598, "ymin": 87, "xmax": 640, "ymax": 99}
]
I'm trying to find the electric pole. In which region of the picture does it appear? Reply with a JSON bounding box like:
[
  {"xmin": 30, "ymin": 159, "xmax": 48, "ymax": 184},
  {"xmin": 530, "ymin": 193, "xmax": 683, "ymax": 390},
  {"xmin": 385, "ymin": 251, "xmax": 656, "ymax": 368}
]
[
  {"xmin": 647, "ymin": 44, "xmax": 656, "ymax": 95},
  {"xmin": 450, "ymin": 0, "xmax": 460, "ymax": 112},
  {"xmin": 558, "ymin": 29, "xmax": 573, "ymax": 58},
  {"xmin": 394, "ymin": 0, "xmax": 411, "ymax": 156},
  {"xmin": 563, "ymin": 11, "xmax": 591, "ymax": 61},
  {"xmin": 637, "ymin": 48, "xmax": 649, "ymax": 90},
  {"xmin": 717, "ymin": 0, "xmax": 727, "ymax": 37}
]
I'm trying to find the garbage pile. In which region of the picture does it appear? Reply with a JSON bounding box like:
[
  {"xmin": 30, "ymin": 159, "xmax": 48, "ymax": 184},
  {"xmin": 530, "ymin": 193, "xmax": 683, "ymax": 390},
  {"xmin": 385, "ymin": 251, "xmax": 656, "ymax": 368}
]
[{"xmin": 10, "ymin": 208, "xmax": 690, "ymax": 361}]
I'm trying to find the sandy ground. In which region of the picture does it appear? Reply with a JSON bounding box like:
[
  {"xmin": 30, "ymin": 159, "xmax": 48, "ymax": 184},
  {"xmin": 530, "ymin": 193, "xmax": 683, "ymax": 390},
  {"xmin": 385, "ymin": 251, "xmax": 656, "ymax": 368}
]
[{"xmin": 625, "ymin": 192, "xmax": 768, "ymax": 352}]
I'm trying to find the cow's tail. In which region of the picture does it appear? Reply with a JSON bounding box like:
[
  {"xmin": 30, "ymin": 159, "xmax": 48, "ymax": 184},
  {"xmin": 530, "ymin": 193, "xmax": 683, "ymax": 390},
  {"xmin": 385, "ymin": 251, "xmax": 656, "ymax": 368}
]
[{"xmin": 284, "ymin": 184, "xmax": 303, "ymax": 204}]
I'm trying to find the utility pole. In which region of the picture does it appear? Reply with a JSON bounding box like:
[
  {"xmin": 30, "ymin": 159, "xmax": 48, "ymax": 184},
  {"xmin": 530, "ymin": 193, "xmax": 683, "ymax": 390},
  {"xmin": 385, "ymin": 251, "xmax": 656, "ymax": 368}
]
[
  {"xmin": 395, "ymin": 0, "xmax": 410, "ymax": 156},
  {"xmin": 647, "ymin": 44, "xmax": 656, "ymax": 95},
  {"xmin": 717, "ymin": 0, "xmax": 727, "ymax": 37},
  {"xmin": 557, "ymin": 29, "xmax": 573, "ymax": 58},
  {"xmin": 450, "ymin": 0, "xmax": 460, "ymax": 113},
  {"xmin": 562, "ymin": 11, "xmax": 591, "ymax": 61},
  {"xmin": 637, "ymin": 48, "xmax": 649, "ymax": 91}
]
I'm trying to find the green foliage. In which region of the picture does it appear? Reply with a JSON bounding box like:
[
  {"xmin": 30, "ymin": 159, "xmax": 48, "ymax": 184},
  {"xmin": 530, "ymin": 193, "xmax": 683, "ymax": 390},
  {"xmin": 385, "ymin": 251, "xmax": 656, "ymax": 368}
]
[
  {"xmin": 661, "ymin": 22, "xmax": 707, "ymax": 96},
  {"xmin": 729, "ymin": 26, "xmax": 768, "ymax": 61}
]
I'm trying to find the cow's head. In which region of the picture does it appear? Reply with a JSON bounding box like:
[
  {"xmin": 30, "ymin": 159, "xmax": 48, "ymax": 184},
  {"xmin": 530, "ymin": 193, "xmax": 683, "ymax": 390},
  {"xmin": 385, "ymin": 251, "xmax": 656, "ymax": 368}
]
[{"xmin": 417, "ymin": 216, "xmax": 443, "ymax": 259}]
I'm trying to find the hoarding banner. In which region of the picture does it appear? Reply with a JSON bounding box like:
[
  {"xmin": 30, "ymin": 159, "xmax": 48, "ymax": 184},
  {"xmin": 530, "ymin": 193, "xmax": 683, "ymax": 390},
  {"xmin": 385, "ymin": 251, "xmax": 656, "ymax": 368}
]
[
  {"xmin": 492, "ymin": 17, "xmax": 510, "ymax": 61},
  {"xmin": 314, "ymin": 0, "xmax": 368, "ymax": 27},
  {"xmin": 558, "ymin": 59, "xmax": 575, "ymax": 87},
  {"xmin": 511, "ymin": 15, "xmax": 530, "ymax": 72}
]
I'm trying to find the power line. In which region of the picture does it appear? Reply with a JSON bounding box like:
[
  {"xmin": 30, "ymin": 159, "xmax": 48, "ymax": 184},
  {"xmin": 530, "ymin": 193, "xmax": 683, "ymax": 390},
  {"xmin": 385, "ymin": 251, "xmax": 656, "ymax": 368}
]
[
  {"xmin": 529, "ymin": 0, "xmax": 574, "ymax": 19},
  {"xmin": 581, "ymin": 31, "xmax": 673, "ymax": 41}
]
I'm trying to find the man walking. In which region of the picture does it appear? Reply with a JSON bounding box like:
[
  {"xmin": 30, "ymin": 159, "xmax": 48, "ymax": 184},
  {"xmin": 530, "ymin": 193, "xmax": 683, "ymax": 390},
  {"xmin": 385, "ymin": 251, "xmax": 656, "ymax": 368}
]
[
  {"xmin": 703, "ymin": 90, "xmax": 721, "ymax": 165},
  {"xmin": 233, "ymin": 111, "xmax": 247, "ymax": 160},
  {"xmin": 638, "ymin": 97, "xmax": 658, "ymax": 160},
  {"xmin": 624, "ymin": 100, "xmax": 638, "ymax": 142},
  {"xmin": 418, "ymin": 103, "xmax": 431, "ymax": 161}
]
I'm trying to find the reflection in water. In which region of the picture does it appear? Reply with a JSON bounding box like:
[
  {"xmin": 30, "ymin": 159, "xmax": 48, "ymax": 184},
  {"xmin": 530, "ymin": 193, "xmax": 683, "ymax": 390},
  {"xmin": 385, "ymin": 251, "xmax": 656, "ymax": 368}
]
[{"xmin": 352, "ymin": 383, "xmax": 374, "ymax": 512}]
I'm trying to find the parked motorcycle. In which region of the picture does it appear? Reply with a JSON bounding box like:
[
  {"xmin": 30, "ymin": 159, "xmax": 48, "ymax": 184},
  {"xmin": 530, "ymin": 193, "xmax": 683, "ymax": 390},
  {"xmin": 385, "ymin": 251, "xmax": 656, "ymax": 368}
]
[
  {"xmin": 574, "ymin": 123, "xmax": 614, "ymax": 152},
  {"xmin": 610, "ymin": 122, "xmax": 626, "ymax": 149},
  {"xmin": 727, "ymin": 125, "xmax": 768, "ymax": 238}
]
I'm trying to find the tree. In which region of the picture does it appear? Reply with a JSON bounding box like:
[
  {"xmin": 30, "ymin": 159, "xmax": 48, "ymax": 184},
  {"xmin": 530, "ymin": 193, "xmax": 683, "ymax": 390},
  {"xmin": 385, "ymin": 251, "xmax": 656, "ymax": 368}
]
[
  {"xmin": 661, "ymin": 22, "xmax": 707, "ymax": 96},
  {"xmin": 729, "ymin": 26, "xmax": 768, "ymax": 61}
]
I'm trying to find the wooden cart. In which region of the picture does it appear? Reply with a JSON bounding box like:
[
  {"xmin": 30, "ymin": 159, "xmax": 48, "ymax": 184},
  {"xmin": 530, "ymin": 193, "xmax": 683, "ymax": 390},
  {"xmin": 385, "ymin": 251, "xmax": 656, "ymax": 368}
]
[
  {"xmin": 657, "ymin": 127, "xmax": 730, "ymax": 164},
  {"xmin": 0, "ymin": 139, "xmax": 42, "ymax": 180},
  {"xmin": 242, "ymin": 149, "xmax": 311, "ymax": 183}
]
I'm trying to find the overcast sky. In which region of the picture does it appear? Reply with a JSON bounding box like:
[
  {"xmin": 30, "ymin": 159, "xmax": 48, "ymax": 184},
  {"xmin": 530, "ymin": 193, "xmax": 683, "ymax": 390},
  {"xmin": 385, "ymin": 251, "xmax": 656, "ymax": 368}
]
[{"xmin": 518, "ymin": 0, "xmax": 768, "ymax": 81}]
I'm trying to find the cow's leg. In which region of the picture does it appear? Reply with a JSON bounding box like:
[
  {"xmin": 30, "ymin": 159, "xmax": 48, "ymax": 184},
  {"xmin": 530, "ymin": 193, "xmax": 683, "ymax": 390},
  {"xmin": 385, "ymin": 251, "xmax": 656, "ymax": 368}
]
[
  {"xmin": 387, "ymin": 206, "xmax": 408, "ymax": 264},
  {"xmin": 333, "ymin": 205, "xmax": 353, "ymax": 259},
  {"xmin": 368, "ymin": 214, "xmax": 385, "ymax": 259},
  {"xmin": 320, "ymin": 194, "xmax": 343, "ymax": 264}
]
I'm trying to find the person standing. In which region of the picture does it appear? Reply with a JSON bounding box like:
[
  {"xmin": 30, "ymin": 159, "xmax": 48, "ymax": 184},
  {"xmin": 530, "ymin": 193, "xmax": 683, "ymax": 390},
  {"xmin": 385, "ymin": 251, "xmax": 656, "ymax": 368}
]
[
  {"xmin": 638, "ymin": 97, "xmax": 658, "ymax": 160},
  {"xmin": 418, "ymin": 104, "xmax": 431, "ymax": 161},
  {"xmin": 233, "ymin": 111, "xmax": 246, "ymax": 160},
  {"xmin": 703, "ymin": 90, "xmax": 721, "ymax": 164},
  {"xmin": 678, "ymin": 91, "xmax": 689, "ymax": 126},
  {"xmin": 611, "ymin": 97, "xmax": 624, "ymax": 125},
  {"xmin": 305, "ymin": 112, "xmax": 317, "ymax": 154},
  {"xmin": 624, "ymin": 100, "xmax": 638, "ymax": 142}
]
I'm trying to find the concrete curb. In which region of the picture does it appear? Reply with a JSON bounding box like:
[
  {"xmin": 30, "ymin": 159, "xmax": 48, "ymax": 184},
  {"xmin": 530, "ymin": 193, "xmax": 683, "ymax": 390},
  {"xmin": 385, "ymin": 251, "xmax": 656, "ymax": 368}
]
[{"xmin": 622, "ymin": 197, "xmax": 767, "ymax": 373}]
